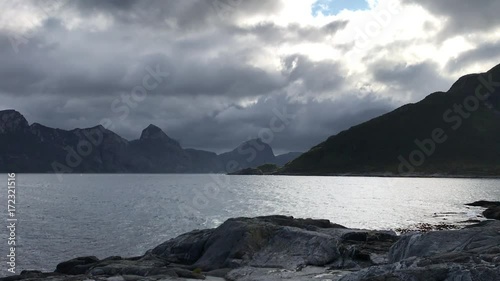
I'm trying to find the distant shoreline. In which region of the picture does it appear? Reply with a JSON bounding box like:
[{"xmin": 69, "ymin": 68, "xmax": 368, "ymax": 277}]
[
  {"xmin": 275, "ymin": 172, "xmax": 500, "ymax": 179},
  {"xmin": 5, "ymin": 172, "xmax": 500, "ymax": 179}
]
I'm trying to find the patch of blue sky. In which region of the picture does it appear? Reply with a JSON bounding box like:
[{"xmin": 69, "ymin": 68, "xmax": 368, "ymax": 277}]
[{"xmin": 312, "ymin": 0, "xmax": 369, "ymax": 16}]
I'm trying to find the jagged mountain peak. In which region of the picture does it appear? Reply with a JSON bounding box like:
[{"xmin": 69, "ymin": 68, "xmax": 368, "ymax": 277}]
[
  {"xmin": 0, "ymin": 110, "xmax": 294, "ymax": 173},
  {"xmin": 30, "ymin": 122, "xmax": 48, "ymax": 129},
  {"xmin": 140, "ymin": 124, "xmax": 169, "ymax": 140},
  {"xmin": 236, "ymin": 138, "xmax": 269, "ymax": 149},
  {"xmin": 138, "ymin": 124, "xmax": 182, "ymax": 149},
  {"xmin": 71, "ymin": 124, "xmax": 108, "ymax": 133},
  {"xmin": 0, "ymin": 109, "xmax": 29, "ymax": 134}
]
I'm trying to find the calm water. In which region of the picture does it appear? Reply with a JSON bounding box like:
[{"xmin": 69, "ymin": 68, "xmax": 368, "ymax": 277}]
[{"xmin": 0, "ymin": 174, "xmax": 499, "ymax": 274}]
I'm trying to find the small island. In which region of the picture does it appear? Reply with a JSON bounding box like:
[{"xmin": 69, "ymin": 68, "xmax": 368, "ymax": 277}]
[{"xmin": 228, "ymin": 164, "xmax": 280, "ymax": 175}]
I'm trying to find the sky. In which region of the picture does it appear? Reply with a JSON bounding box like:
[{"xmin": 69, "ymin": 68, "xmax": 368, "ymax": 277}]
[
  {"xmin": 1, "ymin": 0, "xmax": 500, "ymax": 154},
  {"xmin": 312, "ymin": 0, "xmax": 369, "ymax": 16}
]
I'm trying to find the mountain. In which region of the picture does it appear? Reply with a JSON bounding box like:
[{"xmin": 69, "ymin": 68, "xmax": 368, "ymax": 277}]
[
  {"xmin": 0, "ymin": 110, "xmax": 134, "ymax": 173},
  {"xmin": 129, "ymin": 125, "xmax": 191, "ymax": 173},
  {"xmin": 0, "ymin": 111, "xmax": 296, "ymax": 173},
  {"xmin": 32, "ymin": 123, "xmax": 131, "ymax": 173},
  {"xmin": 217, "ymin": 139, "xmax": 276, "ymax": 173},
  {"xmin": 0, "ymin": 110, "xmax": 51, "ymax": 172},
  {"xmin": 281, "ymin": 63, "xmax": 500, "ymax": 176},
  {"xmin": 275, "ymin": 152, "xmax": 302, "ymax": 166},
  {"xmin": 185, "ymin": 149, "xmax": 222, "ymax": 173},
  {"xmin": 0, "ymin": 110, "xmax": 28, "ymax": 134}
]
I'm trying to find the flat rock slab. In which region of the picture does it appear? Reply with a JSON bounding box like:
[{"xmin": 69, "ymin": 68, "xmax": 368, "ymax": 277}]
[
  {"xmin": 226, "ymin": 266, "xmax": 352, "ymax": 281},
  {"xmin": 150, "ymin": 215, "xmax": 397, "ymax": 271}
]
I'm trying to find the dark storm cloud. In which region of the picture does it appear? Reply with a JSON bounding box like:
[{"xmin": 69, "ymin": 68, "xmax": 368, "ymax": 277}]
[
  {"xmin": 73, "ymin": 0, "xmax": 137, "ymax": 11},
  {"xmin": 402, "ymin": 0, "xmax": 500, "ymax": 38},
  {"xmin": 0, "ymin": 35, "xmax": 47, "ymax": 94},
  {"xmin": 283, "ymin": 54, "xmax": 345, "ymax": 94},
  {"xmin": 0, "ymin": 9, "xmax": 347, "ymax": 100},
  {"xmin": 161, "ymin": 93, "xmax": 394, "ymax": 153},
  {"xmin": 165, "ymin": 56, "xmax": 286, "ymax": 98},
  {"xmin": 0, "ymin": 22, "xmax": 284, "ymax": 99},
  {"xmin": 370, "ymin": 60, "xmax": 453, "ymax": 99},
  {"xmin": 0, "ymin": 0, "xmax": 397, "ymax": 153},
  {"xmin": 70, "ymin": 0, "xmax": 285, "ymax": 30},
  {"xmin": 72, "ymin": 0, "xmax": 214, "ymax": 29},
  {"xmin": 232, "ymin": 20, "xmax": 349, "ymax": 44},
  {"xmin": 0, "ymin": 39, "xmax": 130, "ymax": 96},
  {"xmin": 446, "ymin": 41, "xmax": 500, "ymax": 73}
]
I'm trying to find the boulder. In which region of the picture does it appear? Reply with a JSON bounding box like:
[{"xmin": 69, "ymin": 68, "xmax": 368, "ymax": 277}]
[
  {"xmin": 340, "ymin": 220, "xmax": 500, "ymax": 281},
  {"xmin": 149, "ymin": 229, "xmax": 214, "ymax": 265},
  {"xmin": 389, "ymin": 220, "xmax": 500, "ymax": 263},
  {"xmin": 150, "ymin": 215, "xmax": 396, "ymax": 271},
  {"xmin": 55, "ymin": 256, "xmax": 99, "ymax": 275},
  {"xmin": 484, "ymin": 206, "xmax": 500, "ymax": 220}
]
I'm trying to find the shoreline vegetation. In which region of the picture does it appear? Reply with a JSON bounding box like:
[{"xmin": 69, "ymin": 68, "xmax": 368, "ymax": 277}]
[
  {"xmin": 229, "ymin": 164, "xmax": 500, "ymax": 178},
  {"xmin": 3, "ymin": 201, "xmax": 499, "ymax": 281}
]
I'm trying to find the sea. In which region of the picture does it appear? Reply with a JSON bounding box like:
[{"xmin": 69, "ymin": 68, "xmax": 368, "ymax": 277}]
[{"xmin": 0, "ymin": 174, "xmax": 499, "ymax": 274}]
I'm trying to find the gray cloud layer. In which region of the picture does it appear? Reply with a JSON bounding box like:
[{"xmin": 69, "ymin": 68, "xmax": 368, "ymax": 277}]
[
  {"xmin": 402, "ymin": 0, "xmax": 500, "ymax": 37},
  {"xmin": 0, "ymin": 0, "xmax": 498, "ymax": 153}
]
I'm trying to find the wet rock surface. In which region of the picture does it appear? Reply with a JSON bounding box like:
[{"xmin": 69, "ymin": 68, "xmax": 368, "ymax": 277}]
[
  {"xmin": 2, "ymin": 215, "xmax": 500, "ymax": 281},
  {"xmin": 484, "ymin": 206, "xmax": 500, "ymax": 220},
  {"xmin": 344, "ymin": 220, "xmax": 500, "ymax": 281},
  {"xmin": 466, "ymin": 200, "xmax": 500, "ymax": 220}
]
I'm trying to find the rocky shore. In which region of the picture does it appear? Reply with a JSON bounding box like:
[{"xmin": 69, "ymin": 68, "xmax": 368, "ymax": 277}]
[
  {"xmin": 466, "ymin": 200, "xmax": 500, "ymax": 220},
  {"xmin": 2, "ymin": 207, "xmax": 500, "ymax": 281}
]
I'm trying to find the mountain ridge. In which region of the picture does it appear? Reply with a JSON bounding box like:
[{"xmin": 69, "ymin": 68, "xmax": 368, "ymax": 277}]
[
  {"xmin": 0, "ymin": 110, "xmax": 301, "ymax": 173},
  {"xmin": 280, "ymin": 63, "xmax": 500, "ymax": 176},
  {"xmin": 4, "ymin": 63, "xmax": 500, "ymax": 176}
]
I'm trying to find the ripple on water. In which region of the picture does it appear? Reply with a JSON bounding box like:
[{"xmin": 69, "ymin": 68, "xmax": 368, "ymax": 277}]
[{"xmin": 0, "ymin": 174, "xmax": 498, "ymax": 273}]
